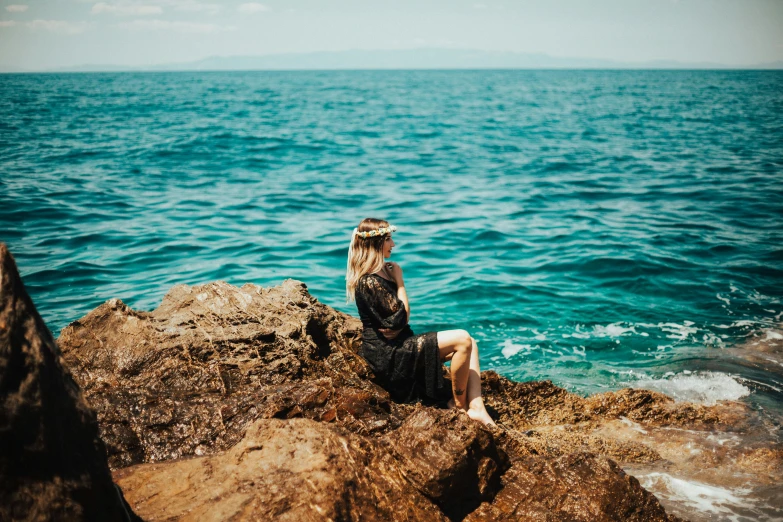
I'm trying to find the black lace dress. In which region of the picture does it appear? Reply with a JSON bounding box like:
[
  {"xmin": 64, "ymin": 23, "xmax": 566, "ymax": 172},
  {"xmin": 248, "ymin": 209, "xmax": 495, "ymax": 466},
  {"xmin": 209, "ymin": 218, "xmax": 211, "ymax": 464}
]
[{"xmin": 355, "ymin": 273, "xmax": 451, "ymax": 405}]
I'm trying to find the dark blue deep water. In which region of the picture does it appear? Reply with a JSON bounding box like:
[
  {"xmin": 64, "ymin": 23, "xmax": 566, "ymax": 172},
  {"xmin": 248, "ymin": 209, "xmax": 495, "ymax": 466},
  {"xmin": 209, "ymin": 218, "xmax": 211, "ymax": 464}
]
[{"xmin": 2, "ymin": 70, "xmax": 782, "ymax": 415}]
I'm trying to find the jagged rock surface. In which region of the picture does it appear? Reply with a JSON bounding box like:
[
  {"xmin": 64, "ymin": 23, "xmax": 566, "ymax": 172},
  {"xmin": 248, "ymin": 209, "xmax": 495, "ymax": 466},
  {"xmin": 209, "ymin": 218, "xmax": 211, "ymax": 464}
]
[
  {"xmin": 114, "ymin": 416, "xmax": 450, "ymax": 522},
  {"xmin": 0, "ymin": 244, "xmax": 139, "ymax": 522},
  {"xmin": 465, "ymin": 453, "xmax": 683, "ymax": 522},
  {"xmin": 58, "ymin": 279, "xmax": 400, "ymax": 469},
  {"xmin": 481, "ymin": 371, "xmax": 748, "ymax": 431},
  {"xmin": 55, "ymin": 277, "xmax": 726, "ymax": 521},
  {"xmin": 384, "ymin": 408, "xmax": 509, "ymax": 520}
]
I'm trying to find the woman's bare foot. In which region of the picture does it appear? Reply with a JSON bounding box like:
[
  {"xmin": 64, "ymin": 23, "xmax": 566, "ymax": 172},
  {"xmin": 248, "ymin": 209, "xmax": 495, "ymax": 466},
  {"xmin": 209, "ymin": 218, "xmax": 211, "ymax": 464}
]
[
  {"xmin": 450, "ymin": 397, "xmax": 495, "ymax": 426},
  {"xmin": 466, "ymin": 407, "xmax": 497, "ymax": 427}
]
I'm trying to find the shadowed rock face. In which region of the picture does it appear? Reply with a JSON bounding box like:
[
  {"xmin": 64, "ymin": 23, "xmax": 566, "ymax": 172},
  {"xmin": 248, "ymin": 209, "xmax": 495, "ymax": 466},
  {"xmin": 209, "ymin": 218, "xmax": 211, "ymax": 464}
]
[
  {"xmin": 385, "ymin": 408, "xmax": 509, "ymax": 521},
  {"xmin": 0, "ymin": 244, "xmax": 139, "ymax": 522},
  {"xmin": 56, "ymin": 277, "xmax": 714, "ymax": 521}
]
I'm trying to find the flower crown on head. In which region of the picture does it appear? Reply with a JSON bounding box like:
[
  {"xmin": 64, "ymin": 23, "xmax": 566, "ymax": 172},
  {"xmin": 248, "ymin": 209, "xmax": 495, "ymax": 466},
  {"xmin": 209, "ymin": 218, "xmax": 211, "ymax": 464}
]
[{"xmin": 355, "ymin": 224, "xmax": 397, "ymax": 239}]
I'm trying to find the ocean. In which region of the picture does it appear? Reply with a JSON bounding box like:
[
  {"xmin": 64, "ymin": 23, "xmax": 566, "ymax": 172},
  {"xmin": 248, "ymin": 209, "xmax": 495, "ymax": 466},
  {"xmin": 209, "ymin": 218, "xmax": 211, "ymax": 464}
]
[{"xmin": 2, "ymin": 69, "xmax": 782, "ymax": 427}]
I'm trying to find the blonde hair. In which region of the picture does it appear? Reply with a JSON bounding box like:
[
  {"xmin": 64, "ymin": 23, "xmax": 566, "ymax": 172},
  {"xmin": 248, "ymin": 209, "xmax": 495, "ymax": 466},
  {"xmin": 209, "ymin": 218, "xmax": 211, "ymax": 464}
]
[{"xmin": 346, "ymin": 218, "xmax": 391, "ymax": 302}]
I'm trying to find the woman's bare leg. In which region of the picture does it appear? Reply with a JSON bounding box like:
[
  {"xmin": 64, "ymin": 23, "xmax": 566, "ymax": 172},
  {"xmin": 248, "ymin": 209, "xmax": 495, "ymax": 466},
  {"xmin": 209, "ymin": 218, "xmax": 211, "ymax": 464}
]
[
  {"xmin": 438, "ymin": 330, "xmax": 495, "ymax": 426},
  {"xmin": 465, "ymin": 338, "xmax": 495, "ymax": 426},
  {"xmin": 437, "ymin": 330, "xmax": 472, "ymax": 409}
]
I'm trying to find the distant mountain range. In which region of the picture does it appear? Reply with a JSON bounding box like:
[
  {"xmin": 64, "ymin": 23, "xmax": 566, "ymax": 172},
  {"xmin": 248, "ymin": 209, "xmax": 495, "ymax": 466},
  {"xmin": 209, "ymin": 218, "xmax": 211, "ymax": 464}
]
[{"xmin": 7, "ymin": 49, "xmax": 783, "ymax": 73}]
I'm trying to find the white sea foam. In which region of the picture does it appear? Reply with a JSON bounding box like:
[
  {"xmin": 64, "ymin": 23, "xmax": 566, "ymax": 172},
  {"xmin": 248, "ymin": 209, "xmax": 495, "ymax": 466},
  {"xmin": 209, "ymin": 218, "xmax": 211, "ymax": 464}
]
[
  {"xmin": 659, "ymin": 321, "xmax": 698, "ymax": 341},
  {"xmin": 702, "ymin": 332, "xmax": 725, "ymax": 348},
  {"xmin": 638, "ymin": 472, "xmax": 754, "ymax": 519},
  {"xmin": 748, "ymin": 290, "xmax": 780, "ymax": 305},
  {"xmin": 764, "ymin": 329, "xmax": 783, "ymax": 341},
  {"xmin": 563, "ymin": 323, "xmax": 639, "ymax": 339},
  {"xmin": 500, "ymin": 339, "xmax": 532, "ymax": 359},
  {"xmin": 618, "ymin": 416, "xmax": 647, "ymax": 434},
  {"xmin": 531, "ymin": 329, "xmax": 547, "ymax": 341},
  {"xmin": 628, "ymin": 371, "xmax": 750, "ymax": 405},
  {"xmin": 591, "ymin": 322, "xmax": 638, "ymax": 338},
  {"xmin": 705, "ymin": 432, "xmax": 742, "ymax": 447},
  {"xmin": 632, "ymin": 320, "xmax": 702, "ymax": 342},
  {"xmin": 566, "ymin": 326, "xmax": 591, "ymax": 339}
]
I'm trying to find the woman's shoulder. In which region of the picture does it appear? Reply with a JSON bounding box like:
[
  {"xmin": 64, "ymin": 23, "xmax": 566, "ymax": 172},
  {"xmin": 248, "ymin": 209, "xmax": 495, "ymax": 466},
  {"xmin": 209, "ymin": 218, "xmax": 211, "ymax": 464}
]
[
  {"xmin": 355, "ymin": 273, "xmax": 373, "ymax": 291},
  {"xmin": 357, "ymin": 272, "xmax": 392, "ymax": 291},
  {"xmin": 360, "ymin": 272, "xmax": 395, "ymax": 285}
]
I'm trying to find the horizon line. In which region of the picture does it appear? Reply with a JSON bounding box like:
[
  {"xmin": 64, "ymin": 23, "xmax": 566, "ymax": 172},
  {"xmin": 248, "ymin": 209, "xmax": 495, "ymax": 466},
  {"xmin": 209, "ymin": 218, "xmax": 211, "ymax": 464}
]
[
  {"xmin": 3, "ymin": 66, "xmax": 783, "ymax": 74},
  {"xmin": 3, "ymin": 48, "xmax": 782, "ymax": 74}
]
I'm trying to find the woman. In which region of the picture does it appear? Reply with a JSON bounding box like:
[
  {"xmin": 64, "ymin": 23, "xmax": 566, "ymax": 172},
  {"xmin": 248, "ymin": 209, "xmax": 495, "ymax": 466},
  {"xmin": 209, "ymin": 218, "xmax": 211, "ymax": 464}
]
[{"xmin": 346, "ymin": 217, "xmax": 495, "ymax": 426}]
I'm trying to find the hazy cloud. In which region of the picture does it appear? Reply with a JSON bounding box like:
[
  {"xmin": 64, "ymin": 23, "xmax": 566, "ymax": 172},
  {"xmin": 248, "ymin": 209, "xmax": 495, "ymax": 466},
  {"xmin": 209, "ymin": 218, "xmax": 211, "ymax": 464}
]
[
  {"xmin": 237, "ymin": 3, "xmax": 268, "ymax": 14},
  {"xmin": 5, "ymin": 5, "xmax": 29, "ymax": 12},
  {"xmin": 92, "ymin": 3, "xmax": 163, "ymax": 16},
  {"xmin": 0, "ymin": 20, "xmax": 19, "ymax": 27},
  {"xmin": 27, "ymin": 19, "xmax": 88, "ymax": 34},
  {"xmin": 171, "ymin": 1, "xmax": 220, "ymax": 14},
  {"xmin": 120, "ymin": 18, "xmax": 234, "ymax": 33}
]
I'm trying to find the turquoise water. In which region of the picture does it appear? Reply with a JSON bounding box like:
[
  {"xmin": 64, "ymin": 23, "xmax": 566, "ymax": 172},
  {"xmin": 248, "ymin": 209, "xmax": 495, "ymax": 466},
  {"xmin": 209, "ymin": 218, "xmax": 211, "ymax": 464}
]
[{"xmin": 1, "ymin": 70, "xmax": 782, "ymax": 413}]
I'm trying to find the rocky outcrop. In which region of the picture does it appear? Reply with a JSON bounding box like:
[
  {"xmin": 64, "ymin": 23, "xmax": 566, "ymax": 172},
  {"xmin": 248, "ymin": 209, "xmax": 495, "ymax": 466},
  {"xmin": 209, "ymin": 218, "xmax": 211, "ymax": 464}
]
[
  {"xmin": 56, "ymin": 278, "xmax": 718, "ymax": 475},
  {"xmin": 57, "ymin": 280, "xmax": 400, "ymax": 469},
  {"xmin": 481, "ymin": 371, "xmax": 748, "ymax": 431},
  {"xmin": 478, "ymin": 370, "xmax": 753, "ymax": 467},
  {"xmin": 112, "ymin": 408, "xmax": 682, "ymax": 522},
  {"xmin": 0, "ymin": 244, "xmax": 139, "ymax": 522},
  {"xmin": 54, "ymin": 276, "xmax": 706, "ymax": 521}
]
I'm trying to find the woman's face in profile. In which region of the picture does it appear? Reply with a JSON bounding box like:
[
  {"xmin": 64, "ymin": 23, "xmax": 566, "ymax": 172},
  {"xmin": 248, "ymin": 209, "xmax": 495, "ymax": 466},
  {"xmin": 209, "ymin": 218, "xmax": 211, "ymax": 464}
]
[{"xmin": 382, "ymin": 235, "xmax": 395, "ymax": 258}]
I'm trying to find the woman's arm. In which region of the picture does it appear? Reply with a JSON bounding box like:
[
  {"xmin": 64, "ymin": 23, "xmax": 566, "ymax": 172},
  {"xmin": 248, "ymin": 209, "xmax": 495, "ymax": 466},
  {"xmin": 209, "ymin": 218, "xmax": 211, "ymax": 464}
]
[
  {"xmin": 386, "ymin": 262, "xmax": 410, "ymax": 322},
  {"xmin": 397, "ymin": 286, "xmax": 410, "ymax": 323},
  {"xmin": 376, "ymin": 262, "xmax": 409, "ymax": 341}
]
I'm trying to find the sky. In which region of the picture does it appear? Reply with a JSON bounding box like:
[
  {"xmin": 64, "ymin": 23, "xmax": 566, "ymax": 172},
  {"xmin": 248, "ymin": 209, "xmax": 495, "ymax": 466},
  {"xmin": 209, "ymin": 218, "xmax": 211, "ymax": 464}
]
[{"xmin": 1, "ymin": 0, "xmax": 782, "ymax": 70}]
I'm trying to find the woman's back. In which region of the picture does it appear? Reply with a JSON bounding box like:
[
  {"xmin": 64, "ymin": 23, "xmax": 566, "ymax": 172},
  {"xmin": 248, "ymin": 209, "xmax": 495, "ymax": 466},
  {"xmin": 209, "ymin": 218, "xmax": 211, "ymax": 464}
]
[{"xmin": 355, "ymin": 273, "xmax": 408, "ymax": 334}]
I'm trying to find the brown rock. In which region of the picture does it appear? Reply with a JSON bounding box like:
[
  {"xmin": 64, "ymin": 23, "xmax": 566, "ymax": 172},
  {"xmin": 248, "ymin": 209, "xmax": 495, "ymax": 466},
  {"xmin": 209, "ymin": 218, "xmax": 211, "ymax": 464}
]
[
  {"xmin": 114, "ymin": 417, "xmax": 448, "ymax": 522},
  {"xmin": 57, "ymin": 280, "xmax": 401, "ymax": 469},
  {"xmin": 465, "ymin": 453, "xmax": 683, "ymax": 522},
  {"xmin": 0, "ymin": 244, "xmax": 139, "ymax": 522},
  {"xmin": 482, "ymin": 370, "xmax": 745, "ymax": 431},
  {"xmin": 385, "ymin": 408, "xmax": 509, "ymax": 520},
  {"xmin": 498, "ymin": 425, "xmax": 661, "ymax": 464},
  {"xmin": 583, "ymin": 388, "xmax": 746, "ymax": 428},
  {"xmin": 56, "ymin": 278, "xmax": 700, "ymax": 521}
]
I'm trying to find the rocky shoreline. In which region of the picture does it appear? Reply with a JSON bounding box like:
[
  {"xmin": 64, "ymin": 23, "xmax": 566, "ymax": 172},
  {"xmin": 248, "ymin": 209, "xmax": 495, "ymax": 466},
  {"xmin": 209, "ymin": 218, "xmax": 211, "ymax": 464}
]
[{"xmin": 2, "ymin": 243, "xmax": 780, "ymax": 521}]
